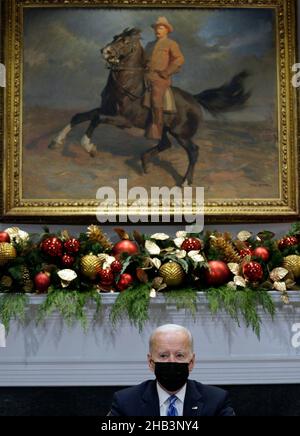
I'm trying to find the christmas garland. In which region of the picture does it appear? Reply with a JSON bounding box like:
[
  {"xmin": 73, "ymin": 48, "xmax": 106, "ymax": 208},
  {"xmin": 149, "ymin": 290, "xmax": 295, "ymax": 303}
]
[{"xmin": 1, "ymin": 223, "xmax": 300, "ymax": 337}]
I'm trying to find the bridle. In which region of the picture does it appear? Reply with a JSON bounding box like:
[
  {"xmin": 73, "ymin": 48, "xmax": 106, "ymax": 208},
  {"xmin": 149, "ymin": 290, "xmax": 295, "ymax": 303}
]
[{"xmin": 105, "ymin": 39, "xmax": 148, "ymax": 101}]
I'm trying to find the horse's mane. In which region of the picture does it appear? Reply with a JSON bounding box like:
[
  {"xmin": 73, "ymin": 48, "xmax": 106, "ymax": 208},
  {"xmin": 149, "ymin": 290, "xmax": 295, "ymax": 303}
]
[{"xmin": 113, "ymin": 27, "xmax": 141, "ymax": 40}]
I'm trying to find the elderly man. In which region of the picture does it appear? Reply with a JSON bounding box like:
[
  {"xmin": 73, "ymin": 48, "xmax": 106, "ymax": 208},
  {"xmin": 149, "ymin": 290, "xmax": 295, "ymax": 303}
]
[
  {"xmin": 144, "ymin": 17, "xmax": 185, "ymax": 140},
  {"xmin": 109, "ymin": 324, "xmax": 235, "ymax": 416}
]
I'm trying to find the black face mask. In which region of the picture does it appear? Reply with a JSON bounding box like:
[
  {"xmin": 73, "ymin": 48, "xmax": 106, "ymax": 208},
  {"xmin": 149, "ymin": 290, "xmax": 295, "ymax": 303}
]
[{"xmin": 154, "ymin": 362, "xmax": 190, "ymax": 392}]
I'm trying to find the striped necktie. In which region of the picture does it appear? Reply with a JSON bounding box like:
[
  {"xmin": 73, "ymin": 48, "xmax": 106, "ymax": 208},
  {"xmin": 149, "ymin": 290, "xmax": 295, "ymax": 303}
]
[{"xmin": 167, "ymin": 395, "xmax": 178, "ymax": 416}]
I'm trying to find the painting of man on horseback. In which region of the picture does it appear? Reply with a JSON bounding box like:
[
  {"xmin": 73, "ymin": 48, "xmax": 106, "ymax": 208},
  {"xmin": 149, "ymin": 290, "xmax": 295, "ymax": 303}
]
[{"xmin": 49, "ymin": 16, "xmax": 250, "ymax": 186}]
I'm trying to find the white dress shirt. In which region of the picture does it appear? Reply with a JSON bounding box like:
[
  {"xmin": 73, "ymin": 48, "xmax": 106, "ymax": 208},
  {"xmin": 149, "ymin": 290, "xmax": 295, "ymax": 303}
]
[{"xmin": 157, "ymin": 382, "xmax": 187, "ymax": 416}]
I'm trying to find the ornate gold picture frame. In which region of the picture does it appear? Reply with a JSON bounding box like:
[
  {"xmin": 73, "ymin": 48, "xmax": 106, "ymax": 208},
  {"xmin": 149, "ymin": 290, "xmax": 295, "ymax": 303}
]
[{"xmin": 0, "ymin": 0, "xmax": 298, "ymax": 223}]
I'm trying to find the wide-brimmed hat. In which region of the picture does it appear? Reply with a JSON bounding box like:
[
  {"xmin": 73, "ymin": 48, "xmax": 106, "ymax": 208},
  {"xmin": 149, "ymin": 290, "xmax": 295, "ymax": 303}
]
[{"xmin": 151, "ymin": 16, "xmax": 174, "ymax": 33}]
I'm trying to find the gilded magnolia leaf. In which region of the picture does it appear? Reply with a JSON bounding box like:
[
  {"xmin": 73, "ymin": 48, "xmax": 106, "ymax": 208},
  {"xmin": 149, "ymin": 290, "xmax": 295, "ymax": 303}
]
[
  {"xmin": 157, "ymin": 283, "xmax": 168, "ymax": 292},
  {"xmin": 102, "ymin": 255, "xmax": 116, "ymax": 270},
  {"xmin": 114, "ymin": 228, "xmax": 130, "ymax": 240},
  {"xmin": 151, "ymin": 233, "xmax": 169, "ymax": 241},
  {"xmin": 261, "ymin": 281, "xmax": 273, "ymax": 290},
  {"xmin": 151, "ymin": 258, "xmax": 162, "ymax": 269},
  {"xmin": 161, "ymin": 247, "xmax": 176, "ymax": 253},
  {"xmin": 270, "ymin": 267, "xmax": 289, "ymax": 282},
  {"xmin": 142, "ymin": 257, "xmax": 153, "ymax": 268},
  {"xmin": 273, "ymin": 281, "xmax": 287, "ymax": 292},
  {"xmin": 281, "ymin": 294, "xmax": 290, "ymax": 305},
  {"xmin": 61, "ymin": 230, "xmax": 70, "ymax": 241},
  {"xmin": 136, "ymin": 268, "xmax": 149, "ymax": 284},
  {"xmin": 234, "ymin": 276, "xmax": 246, "ymax": 288},
  {"xmin": 285, "ymin": 278, "xmax": 296, "ymax": 289},
  {"xmin": 5, "ymin": 227, "xmax": 29, "ymax": 244},
  {"xmin": 145, "ymin": 240, "xmax": 161, "ymax": 255},
  {"xmin": 237, "ymin": 230, "xmax": 252, "ymax": 242},
  {"xmin": 133, "ymin": 230, "xmax": 144, "ymax": 246},
  {"xmin": 174, "ymin": 237, "xmax": 185, "ymax": 248},
  {"xmin": 228, "ymin": 263, "xmax": 240, "ymax": 276},
  {"xmin": 149, "ymin": 289, "xmax": 157, "ymax": 298},
  {"xmin": 152, "ymin": 276, "xmax": 164, "ymax": 289},
  {"xmin": 176, "ymin": 231, "xmax": 187, "ymax": 238},
  {"xmin": 227, "ymin": 281, "xmax": 237, "ymax": 290},
  {"xmin": 188, "ymin": 251, "xmax": 204, "ymax": 263},
  {"xmin": 176, "ymin": 250, "xmax": 187, "ymax": 259},
  {"xmin": 57, "ymin": 269, "xmax": 77, "ymax": 288}
]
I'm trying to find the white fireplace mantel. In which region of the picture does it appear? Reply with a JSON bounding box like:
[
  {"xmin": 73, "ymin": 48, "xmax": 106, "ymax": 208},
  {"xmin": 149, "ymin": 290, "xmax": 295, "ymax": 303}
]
[{"xmin": 0, "ymin": 292, "xmax": 300, "ymax": 386}]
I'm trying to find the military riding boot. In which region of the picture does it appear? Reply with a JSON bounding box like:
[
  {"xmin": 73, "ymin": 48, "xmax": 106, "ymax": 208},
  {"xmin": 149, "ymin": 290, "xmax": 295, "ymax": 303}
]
[{"xmin": 146, "ymin": 107, "xmax": 164, "ymax": 140}]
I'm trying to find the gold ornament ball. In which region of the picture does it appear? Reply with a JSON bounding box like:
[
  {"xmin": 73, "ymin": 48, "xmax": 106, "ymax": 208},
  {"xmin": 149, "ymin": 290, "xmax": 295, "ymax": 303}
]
[
  {"xmin": 80, "ymin": 255, "xmax": 102, "ymax": 280},
  {"xmin": 0, "ymin": 242, "xmax": 17, "ymax": 266},
  {"xmin": 159, "ymin": 261, "xmax": 185, "ymax": 287},
  {"xmin": 0, "ymin": 275, "xmax": 13, "ymax": 288},
  {"xmin": 282, "ymin": 255, "xmax": 300, "ymax": 279}
]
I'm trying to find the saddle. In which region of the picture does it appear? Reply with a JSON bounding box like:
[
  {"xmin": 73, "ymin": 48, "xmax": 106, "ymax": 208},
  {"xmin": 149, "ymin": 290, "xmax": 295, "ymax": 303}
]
[{"xmin": 143, "ymin": 87, "xmax": 177, "ymax": 113}]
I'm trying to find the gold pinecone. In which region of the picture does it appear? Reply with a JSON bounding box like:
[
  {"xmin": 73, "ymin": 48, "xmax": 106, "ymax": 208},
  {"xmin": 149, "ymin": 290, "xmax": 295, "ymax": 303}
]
[
  {"xmin": 282, "ymin": 255, "xmax": 300, "ymax": 279},
  {"xmin": 0, "ymin": 243, "xmax": 17, "ymax": 266},
  {"xmin": 210, "ymin": 236, "xmax": 241, "ymax": 263},
  {"xmin": 159, "ymin": 262, "xmax": 185, "ymax": 287},
  {"xmin": 80, "ymin": 254, "xmax": 103, "ymax": 280},
  {"xmin": 87, "ymin": 225, "xmax": 113, "ymax": 250},
  {"xmin": 21, "ymin": 266, "xmax": 34, "ymax": 293}
]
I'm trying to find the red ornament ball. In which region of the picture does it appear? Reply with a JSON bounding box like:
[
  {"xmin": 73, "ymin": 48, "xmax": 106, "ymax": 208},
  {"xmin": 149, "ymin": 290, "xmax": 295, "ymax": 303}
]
[
  {"xmin": 34, "ymin": 272, "xmax": 51, "ymax": 293},
  {"xmin": 41, "ymin": 237, "xmax": 63, "ymax": 257},
  {"xmin": 110, "ymin": 259, "xmax": 122, "ymax": 274},
  {"xmin": 0, "ymin": 232, "xmax": 10, "ymax": 243},
  {"xmin": 239, "ymin": 248, "xmax": 253, "ymax": 258},
  {"xmin": 243, "ymin": 261, "xmax": 264, "ymax": 282},
  {"xmin": 98, "ymin": 268, "xmax": 115, "ymax": 286},
  {"xmin": 64, "ymin": 238, "xmax": 80, "ymax": 255},
  {"xmin": 204, "ymin": 261, "xmax": 231, "ymax": 287},
  {"xmin": 112, "ymin": 240, "xmax": 139, "ymax": 257},
  {"xmin": 181, "ymin": 237, "xmax": 202, "ymax": 253},
  {"xmin": 253, "ymin": 247, "xmax": 270, "ymax": 262},
  {"xmin": 117, "ymin": 273, "xmax": 134, "ymax": 291},
  {"xmin": 278, "ymin": 236, "xmax": 298, "ymax": 251},
  {"xmin": 61, "ymin": 254, "xmax": 75, "ymax": 268}
]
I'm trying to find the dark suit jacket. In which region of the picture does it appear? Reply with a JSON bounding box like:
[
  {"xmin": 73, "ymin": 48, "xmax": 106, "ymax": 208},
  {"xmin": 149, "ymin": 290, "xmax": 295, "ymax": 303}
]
[{"xmin": 109, "ymin": 379, "xmax": 235, "ymax": 416}]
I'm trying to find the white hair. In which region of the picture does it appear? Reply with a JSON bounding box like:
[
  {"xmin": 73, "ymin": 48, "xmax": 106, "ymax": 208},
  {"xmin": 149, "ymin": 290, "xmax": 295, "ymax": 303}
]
[{"xmin": 149, "ymin": 324, "xmax": 194, "ymax": 353}]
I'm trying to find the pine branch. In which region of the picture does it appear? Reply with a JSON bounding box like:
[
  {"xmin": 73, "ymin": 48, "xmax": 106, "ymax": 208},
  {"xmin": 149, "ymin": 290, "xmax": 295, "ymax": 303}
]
[
  {"xmin": 204, "ymin": 286, "xmax": 276, "ymax": 339},
  {"xmin": 37, "ymin": 289, "xmax": 102, "ymax": 331},
  {"xmin": 163, "ymin": 288, "xmax": 198, "ymax": 317},
  {"xmin": 0, "ymin": 293, "xmax": 29, "ymax": 332},
  {"xmin": 110, "ymin": 284, "xmax": 151, "ymax": 332}
]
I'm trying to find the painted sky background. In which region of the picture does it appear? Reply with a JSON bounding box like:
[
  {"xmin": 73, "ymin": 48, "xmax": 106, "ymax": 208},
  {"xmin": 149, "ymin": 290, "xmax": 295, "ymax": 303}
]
[{"xmin": 24, "ymin": 8, "xmax": 277, "ymax": 121}]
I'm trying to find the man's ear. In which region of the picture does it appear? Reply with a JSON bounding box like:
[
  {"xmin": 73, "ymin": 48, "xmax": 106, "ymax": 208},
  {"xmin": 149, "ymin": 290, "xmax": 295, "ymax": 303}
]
[
  {"xmin": 147, "ymin": 353, "xmax": 155, "ymax": 373},
  {"xmin": 188, "ymin": 353, "xmax": 196, "ymax": 373}
]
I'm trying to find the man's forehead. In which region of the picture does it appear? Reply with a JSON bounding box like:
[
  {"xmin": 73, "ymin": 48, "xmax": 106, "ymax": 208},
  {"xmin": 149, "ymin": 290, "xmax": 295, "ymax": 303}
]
[{"xmin": 152, "ymin": 331, "xmax": 190, "ymax": 347}]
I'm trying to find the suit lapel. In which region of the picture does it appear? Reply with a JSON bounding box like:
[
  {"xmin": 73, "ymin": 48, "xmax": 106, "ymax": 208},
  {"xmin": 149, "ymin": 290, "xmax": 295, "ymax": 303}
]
[
  {"xmin": 183, "ymin": 380, "xmax": 205, "ymax": 417},
  {"xmin": 140, "ymin": 380, "xmax": 160, "ymax": 416}
]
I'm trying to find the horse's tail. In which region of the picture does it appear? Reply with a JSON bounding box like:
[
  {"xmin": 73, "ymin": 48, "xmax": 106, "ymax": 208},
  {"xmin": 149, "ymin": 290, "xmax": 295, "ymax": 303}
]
[{"xmin": 194, "ymin": 70, "xmax": 251, "ymax": 116}]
